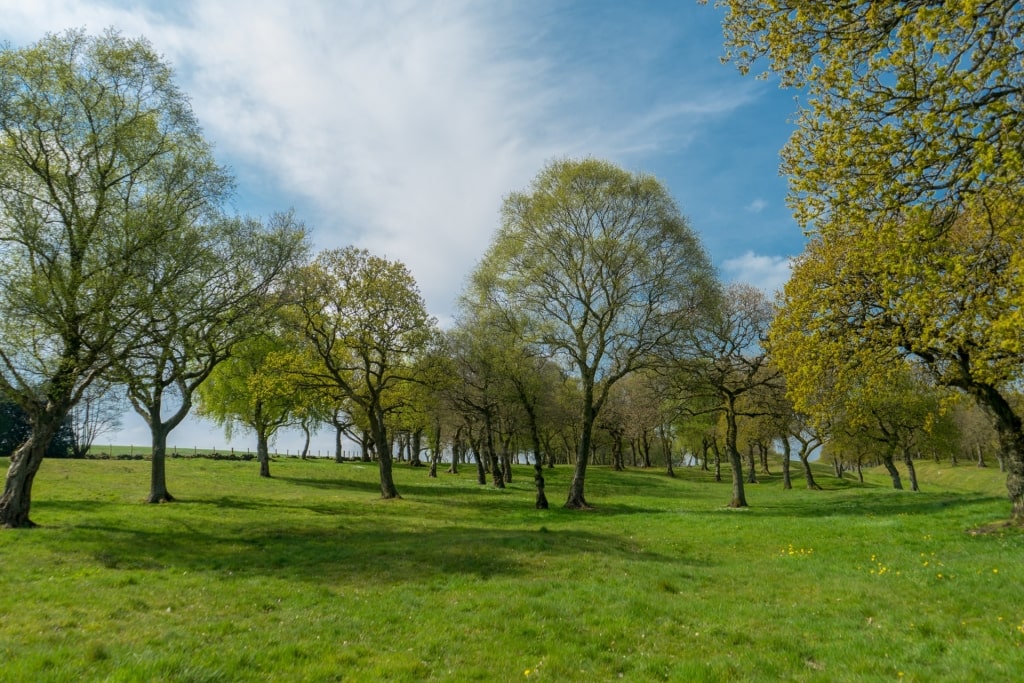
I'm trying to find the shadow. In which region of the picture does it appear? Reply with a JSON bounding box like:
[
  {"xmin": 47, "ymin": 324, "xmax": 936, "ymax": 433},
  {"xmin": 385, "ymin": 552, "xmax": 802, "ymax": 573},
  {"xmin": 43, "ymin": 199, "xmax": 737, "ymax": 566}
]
[
  {"xmin": 748, "ymin": 490, "xmax": 1004, "ymax": 519},
  {"xmin": 62, "ymin": 520, "xmax": 699, "ymax": 586}
]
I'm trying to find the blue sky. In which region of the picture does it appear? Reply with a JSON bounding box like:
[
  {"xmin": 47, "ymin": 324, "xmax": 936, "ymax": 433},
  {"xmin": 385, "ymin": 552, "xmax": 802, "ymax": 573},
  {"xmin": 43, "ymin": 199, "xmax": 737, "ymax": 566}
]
[{"xmin": 1, "ymin": 0, "xmax": 804, "ymax": 454}]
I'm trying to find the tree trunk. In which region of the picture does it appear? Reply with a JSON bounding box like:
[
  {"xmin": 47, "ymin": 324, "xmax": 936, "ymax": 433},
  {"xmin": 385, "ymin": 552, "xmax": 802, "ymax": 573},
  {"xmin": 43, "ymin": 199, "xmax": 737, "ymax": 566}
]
[
  {"xmin": 611, "ymin": 432, "xmax": 625, "ymax": 471},
  {"xmin": 472, "ymin": 448, "xmax": 486, "ymax": 485},
  {"xmin": 369, "ymin": 411, "xmax": 400, "ymax": 498},
  {"xmin": 0, "ymin": 414, "xmax": 65, "ymax": 528},
  {"xmin": 724, "ymin": 402, "xmax": 747, "ymax": 507},
  {"xmin": 483, "ymin": 415, "xmax": 504, "ymax": 489},
  {"xmin": 565, "ymin": 397, "xmax": 596, "ymax": 509},
  {"xmin": 147, "ymin": 423, "xmax": 175, "ymax": 503},
  {"xmin": 799, "ymin": 449, "xmax": 821, "ymax": 490},
  {"xmin": 881, "ymin": 450, "xmax": 903, "ymax": 490},
  {"xmin": 903, "ymin": 450, "xmax": 920, "ymax": 492},
  {"xmin": 712, "ymin": 438, "xmax": 722, "ymax": 483},
  {"xmin": 409, "ymin": 428, "xmax": 423, "ymax": 467},
  {"xmin": 781, "ymin": 438, "xmax": 792, "ymax": 490},
  {"xmin": 360, "ymin": 429, "xmax": 372, "ymax": 462},
  {"xmin": 976, "ymin": 445, "xmax": 986, "ymax": 468},
  {"xmin": 428, "ymin": 424, "xmax": 442, "ymax": 478},
  {"xmin": 300, "ymin": 423, "xmax": 311, "ymax": 459},
  {"xmin": 257, "ymin": 430, "xmax": 272, "ymax": 478},
  {"xmin": 745, "ymin": 443, "xmax": 757, "ymax": 484},
  {"xmin": 334, "ymin": 424, "xmax": 344, "ymax": 463}
]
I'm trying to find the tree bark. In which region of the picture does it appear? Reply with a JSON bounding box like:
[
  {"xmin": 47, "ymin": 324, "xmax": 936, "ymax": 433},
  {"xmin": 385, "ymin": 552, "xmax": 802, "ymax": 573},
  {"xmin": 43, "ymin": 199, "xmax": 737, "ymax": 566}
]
[
  {"xmin": 0, "ymin": 411, "xmax": 64, "ymax": 528},
  {"xmin": 565, "ymin": 396, "xmax": 596, "ymax": 509},
  {"xmin": 147, "ymin": 423, "xmax": 175, "ymax": 503},
  {"xmin": 745, "ymin": 443, "xmax": 757, "ymax": 484},
  {"xmin": 960, "ymin": 383, "xmax": 1024, "ymax": 521},
  {"xmin": 257, "ymin": 430, "xmax": 272, "ymax": 478},
  {"xmin": 409, "ymin": 428, "xmax": 423, "ymax": 467},
  {"xmin": 799, "ymin": 448, "xmax": 821, "ymax": 490},
  {"xmin": 369, "ymin": 410, "xmax": 400, "ymax": 498},
  {"xmin": 881, "ymin": 450, "xmax": 903, "ymax": 490},
  {"xmin": 724, "ymin": 401, "xmax": 747, "ymax": 507},
  {"xmin": 781, "ymin": 438, "xmax": 792, "ymax": 490},
  {"xmin": 903, "ymin": 450, "xmax": 920, "ymax": 492}
]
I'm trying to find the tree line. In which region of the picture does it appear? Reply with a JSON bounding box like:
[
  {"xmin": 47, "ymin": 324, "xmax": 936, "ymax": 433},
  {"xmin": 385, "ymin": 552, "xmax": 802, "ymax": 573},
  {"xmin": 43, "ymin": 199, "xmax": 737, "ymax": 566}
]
[{"xmin": 3, "ymin": 7, "xmax": 1023, "ymax": 529}]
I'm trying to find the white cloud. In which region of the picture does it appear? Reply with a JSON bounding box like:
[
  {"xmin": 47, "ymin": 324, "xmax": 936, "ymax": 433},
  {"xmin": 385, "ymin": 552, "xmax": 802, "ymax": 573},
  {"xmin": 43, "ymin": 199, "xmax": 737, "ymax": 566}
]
[
  {"xmin": 721, "ymin": 251, "xmax": 792, "ymax": 295},
  {"xmin": 746, "ymin": 198, "xmax": 768, "ymax": 213},
  {"xmin": 0, "ymin": 0, "xmax": 764, "ymax": 319},
  {"xmin": 0, "ymin": 1, "xmax": 781, "ymax": 451}
]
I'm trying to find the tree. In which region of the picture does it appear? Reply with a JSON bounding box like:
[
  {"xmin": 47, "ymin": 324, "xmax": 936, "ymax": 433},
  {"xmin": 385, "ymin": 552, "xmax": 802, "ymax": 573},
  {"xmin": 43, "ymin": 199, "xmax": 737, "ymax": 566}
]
[
  {"xmin": 291, "ymin": 247, "xmax": 437, "ymax": 499},
  {"xmin": 672, "ymin": 283, "xmax": 782, "ymax": 507},
  {"xmin": 0, "ymin": 29, "xmax": 230, "ymax": 527},
  {"xmin": 474, "ymin": 158, "xmax": 717, "ymax": 508},
  {"xmin": 706, "ymin": 0, "xmax": 1024, "ymax": 232},
  {"xmin": 770, "ymin": 198, "xmax": 1024, "ymax": 521},
  {"xmin": 116, "ymin": 212, "xmax": 306, "ymax": 501},
  {"xmin": 196, "ymin": 333, "xmax": 305, "ymax": 478},
  {"xmin": 67, "ymin": 383, "xmax": 123, "ymax": 459}
]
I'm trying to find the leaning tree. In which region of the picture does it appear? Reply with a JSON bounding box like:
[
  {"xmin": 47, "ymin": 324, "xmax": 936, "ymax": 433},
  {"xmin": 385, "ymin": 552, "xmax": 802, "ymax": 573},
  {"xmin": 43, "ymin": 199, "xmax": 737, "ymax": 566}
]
[{"xmin": 0, "ymin": 29, "xmax": 230, "ymax": 527}]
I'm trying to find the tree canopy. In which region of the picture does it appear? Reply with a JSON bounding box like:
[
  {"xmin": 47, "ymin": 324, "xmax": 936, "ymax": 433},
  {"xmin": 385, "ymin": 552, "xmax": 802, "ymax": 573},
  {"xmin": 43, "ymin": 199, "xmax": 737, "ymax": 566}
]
[
  {"xmin": 707, "ymin": 0, "xmax": 1024, "ymax": 231},
  {"xmin": 0, "ymin": 29, "xmax": 230, "ymax": 527},
  {"xmin": 472, "ymin": 157, "xmax": 718, "ymax": 508}
]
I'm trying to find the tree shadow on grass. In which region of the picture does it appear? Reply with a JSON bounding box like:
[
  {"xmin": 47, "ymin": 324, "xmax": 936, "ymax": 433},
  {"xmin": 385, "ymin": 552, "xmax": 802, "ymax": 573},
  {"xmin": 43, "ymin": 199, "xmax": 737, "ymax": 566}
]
[
  {"xmin": 63, "ymin": 521, "xmax": 702, "ymax": 586},
  {"xmin": 747, "ymin": 490, "xmax": 1004, "ymax": 519}
]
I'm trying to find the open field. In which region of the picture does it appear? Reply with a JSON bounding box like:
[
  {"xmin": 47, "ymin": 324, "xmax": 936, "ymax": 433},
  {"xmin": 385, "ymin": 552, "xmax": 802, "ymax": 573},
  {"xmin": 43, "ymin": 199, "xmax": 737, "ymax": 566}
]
[{"xmin": 2, "ymin": 456, "xmax": 1022, "ymax": 682}]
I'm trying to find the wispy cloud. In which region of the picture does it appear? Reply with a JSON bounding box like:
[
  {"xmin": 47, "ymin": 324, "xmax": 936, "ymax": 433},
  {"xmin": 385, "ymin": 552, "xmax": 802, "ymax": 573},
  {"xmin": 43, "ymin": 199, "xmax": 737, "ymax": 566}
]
[
  {"xmin": 746, "ymin": 198, "xmax": 768, "ymax": 213},
  {"xmin": 721, "ymin": 251, "xmax": 792, "ymax": 294},
  {"xmin": 0, "ymin": 0, "xmax": 766, "ymax": 319}
]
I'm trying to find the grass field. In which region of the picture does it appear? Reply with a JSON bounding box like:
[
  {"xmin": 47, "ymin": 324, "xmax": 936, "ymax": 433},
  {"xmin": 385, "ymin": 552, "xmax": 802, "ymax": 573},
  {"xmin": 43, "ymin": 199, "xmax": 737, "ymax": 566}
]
[{"xmin": 1, "ymin": 455, "xmax": 1022, "ymax": 682}]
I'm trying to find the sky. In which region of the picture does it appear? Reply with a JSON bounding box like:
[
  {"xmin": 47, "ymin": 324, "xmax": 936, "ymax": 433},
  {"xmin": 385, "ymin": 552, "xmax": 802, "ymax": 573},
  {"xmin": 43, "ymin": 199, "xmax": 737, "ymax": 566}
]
[{"xmin": 1, "ymin": 0, "xmax": 806, "ymax": 456}]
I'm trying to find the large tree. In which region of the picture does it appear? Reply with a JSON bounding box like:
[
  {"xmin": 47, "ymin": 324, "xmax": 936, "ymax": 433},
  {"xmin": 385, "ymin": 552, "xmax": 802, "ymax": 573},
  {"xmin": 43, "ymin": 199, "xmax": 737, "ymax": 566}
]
[
  {"xmin": 291, "ymin": 247, "xmax": 437, "ymax": 499},
  {"xmin": 196, "ymin": 332, "xmax": 305, "ymax": 478},
  {"xmin": 706, "ymin": 0, "xmax": 1024, "ymax": 231},
  {"xmin": 672, "ymin": 283, "xmax": 781, "ymax": 508},
  {"xmin": 473, "ymin": 158, "xmax": 717, "ymax": 508},
  {"xmin": 770, "ymin": 198, "xmax": 1024, "ymax": 521},
  {"xmin": 0, "ymin": 29, "xmax": 230, "ymax": 527},
  {"xmin": 116, "ymin": 212, "xmax": 306, "ymax": 502}
]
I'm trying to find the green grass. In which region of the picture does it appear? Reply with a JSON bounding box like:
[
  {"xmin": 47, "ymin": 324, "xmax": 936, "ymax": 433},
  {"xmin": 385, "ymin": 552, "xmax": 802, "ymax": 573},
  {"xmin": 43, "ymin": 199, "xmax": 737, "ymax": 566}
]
[{"xmin": 2, "ymin": 456, "xmax": 1022, "ymax": 682}]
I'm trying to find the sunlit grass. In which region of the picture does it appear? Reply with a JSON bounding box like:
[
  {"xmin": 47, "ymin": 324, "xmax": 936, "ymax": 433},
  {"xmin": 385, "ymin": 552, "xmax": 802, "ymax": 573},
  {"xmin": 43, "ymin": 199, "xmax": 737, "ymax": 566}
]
[{"xmin": 2, "ymin": 455, "xmax": 1022, "ymax": 681}]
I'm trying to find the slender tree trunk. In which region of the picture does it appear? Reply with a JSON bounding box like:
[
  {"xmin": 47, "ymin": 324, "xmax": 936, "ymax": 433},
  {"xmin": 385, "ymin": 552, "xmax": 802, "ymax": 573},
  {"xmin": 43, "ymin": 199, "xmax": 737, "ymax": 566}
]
[
  {"xmin": 712, "ymin": 438, "xmax": 722, "ymax": 483},
  {"xmin": 662, "ymin": 427, "xmax": 675, "ymax": 478},
  {"xmin": 759, "ymin": 443, "xmax": 771, "ymax": 474},
  {"xmin": 369, "ymin": 411, "xmax": 400, "ymax": 499},
  {"xmin": 409, "ymin": 428, "xmax": 423, "ymax": 467},
  {"xmin": 903, "ymin": 450, "xmax": 920, "ymax": 492},
  {"xmin": 300, "ymin": 423, "xmax": 311, "ymax": 459},
  {"xmin": 334, "ymin": 424, "xmax": 344, "ymax": 463},
  {"xmin": 612, "ymin": 432, "xmax": 625, "ymax": 471},
  {"xmin": 360, "ymin": 429, "xmax": 372, "ymax": 462},
  {"xmin": 976, "ymin": 445, "xmax": 986, "ymax": 468},
  {"xmin": 147, "ymin": 423, "xmax": 175, "ymax": 503},
  {"xmin": 724, "ymin": 401, "xmax": 747, "ymax": 507},
  {"xmin": 745, "ymin": 443, "xmax": 757, "ymax": 484},
  {"xmin": 257, "ymin": 430, "xmax": 272, "ymax": 478},
  {"xmin": 799, "ymin": 450, "xmax": 821, "ymax": 490},
  {"xmin": 781, "ymin": 438, "xmax": 792, "ymax": 490},
  {"xmin": 472, "ymin": 448, "xmax": 486, "ymax": 485},
  {"xmin": 428, "ymin": 424, "xmax": 442, "ymax": 478},
  {"xmin": 565, "ymin": 396, "xmax": 596, "ymax": 509},
  {"xmin": 483, "ymin": 415, "xmax": 504, "ymax": 489},
  {"xmin": 447, "ymin": 429, "xmax": 462, "ymax": 475}
]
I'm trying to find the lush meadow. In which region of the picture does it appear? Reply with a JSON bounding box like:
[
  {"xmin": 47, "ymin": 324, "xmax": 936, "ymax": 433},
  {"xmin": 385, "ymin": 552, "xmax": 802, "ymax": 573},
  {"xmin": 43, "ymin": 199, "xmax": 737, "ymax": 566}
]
[{"xmin": 1, "ymin": 456, "xmax": 1022, "ymax": 682}]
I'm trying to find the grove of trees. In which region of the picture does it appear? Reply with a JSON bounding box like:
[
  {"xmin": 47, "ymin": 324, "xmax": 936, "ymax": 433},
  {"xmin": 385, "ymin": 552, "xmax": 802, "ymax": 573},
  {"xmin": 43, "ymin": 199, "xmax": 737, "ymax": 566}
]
[{"xmin": 3, "ymin": 8, "xmax": 1023, "ymax": 528}]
